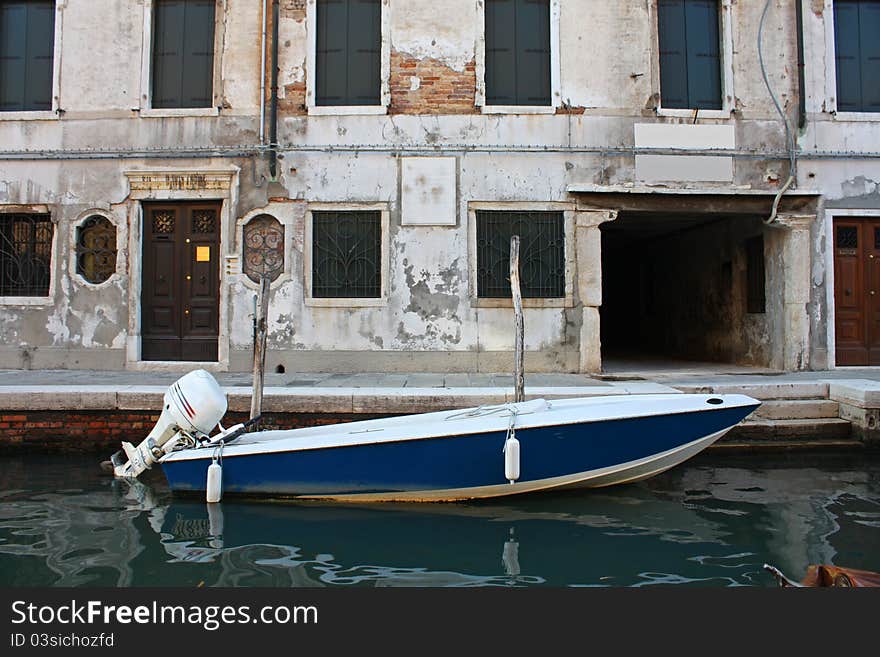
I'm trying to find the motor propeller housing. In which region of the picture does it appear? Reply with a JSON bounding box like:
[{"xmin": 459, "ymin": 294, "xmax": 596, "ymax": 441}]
[{"xmin": 111, "ymin": 370, "xmax": 228, "ymax": 479}]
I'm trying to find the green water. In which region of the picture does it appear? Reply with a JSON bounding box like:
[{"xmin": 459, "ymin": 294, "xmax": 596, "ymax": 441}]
[{"xmin": 0, "ymin": 452, "xmax": 878, "ymax": 587}]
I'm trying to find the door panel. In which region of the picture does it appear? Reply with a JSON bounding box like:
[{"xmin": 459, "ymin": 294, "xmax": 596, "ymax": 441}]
[{"xmin": 142, "ymin": 202, "xmax": 220, "ymax": 361}]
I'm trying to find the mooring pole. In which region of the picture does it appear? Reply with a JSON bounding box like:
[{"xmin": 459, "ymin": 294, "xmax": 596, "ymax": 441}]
[
  {"xmin": 510, "ymin": 235, "xmax": 525, "ymax": 403},
  {"xmin": 251, "ymin": 275, "xmax": 270, "ymax": 421}
]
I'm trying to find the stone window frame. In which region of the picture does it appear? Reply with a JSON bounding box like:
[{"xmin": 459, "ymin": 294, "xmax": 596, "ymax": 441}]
[
  {"xmin": 0, "ymin": 0, "xmax": 64, "ymax": 122},
  {"xmin": 467, "ymin": 201, "xmax": 575, "ymax": 309},
  {"xmin": 823, "ymin": 0, "xmax": 879, "ymax": 122},
  {"xmin": 68, "ymin": 209, "xmax": 126, "ymax": 290},
  {"xmin": 475, "ymin": 0, "xmax": 561, "ymax": 114},
  {"xmin": 650, "ymin": 0, "xmax": 735, "ymax": 119},
  {"xmin": 304, "ymin": 202, "xmax": 390, "ymax": 307},
  {"xmin": 137, "ymin": 0, "xmax": 226, "ymax": 118},
  {"xmin": 235, "ymin": 205, "xmax": 296, "ymax": 291},
  {"xmin": 305, "ymin": 0, "xmax": 392, "ymax": 116},
  {"xmin": 0, "ymin": 206, "xmax": 58, "ymax": 306},
  {"xmin": 123, "ymin": 166, "xmax": 240, "ymax": 371}
]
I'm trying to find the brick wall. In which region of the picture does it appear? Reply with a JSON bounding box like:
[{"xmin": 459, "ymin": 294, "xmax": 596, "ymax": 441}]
[
  {"xmin": 390, "ymin": 51, "xmax": 477, "ymax": 114},
  {"xmin": 0, "ymin": 411, "xmax": 388, "ymax": 454}
]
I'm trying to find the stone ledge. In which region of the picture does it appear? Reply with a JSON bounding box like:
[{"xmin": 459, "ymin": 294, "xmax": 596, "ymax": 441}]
[{"xmin": 827, "ymin": 379, "xmax": 880, "ymax": 409}]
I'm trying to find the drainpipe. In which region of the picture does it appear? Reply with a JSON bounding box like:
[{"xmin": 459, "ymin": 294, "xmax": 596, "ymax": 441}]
[
  {"xmin": 269, "ymin": 0, "xmax": 280, "ymax": 180},
  {"xmin": 795, "ymin": 0, "xmax": 806, "ymax": 132},
  {"xmin": 259, "ymin": 0, "xmax": 267, "ymax": 144}
]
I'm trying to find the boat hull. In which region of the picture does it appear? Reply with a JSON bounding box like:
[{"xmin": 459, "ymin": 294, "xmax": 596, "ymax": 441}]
[{"xmin": 160, "ymin": 398, "xmax": 757, "ymax": 502}]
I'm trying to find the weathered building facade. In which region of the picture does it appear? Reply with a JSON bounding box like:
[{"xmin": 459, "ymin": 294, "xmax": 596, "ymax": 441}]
[{"xmin": 0, "ymin": 1, "xmax": 877, "ymax": 373}]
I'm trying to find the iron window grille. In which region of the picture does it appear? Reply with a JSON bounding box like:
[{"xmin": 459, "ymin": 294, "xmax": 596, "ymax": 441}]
[
  {"xmin": 0, "ymin": 213, "xmax": 53, "ymax": 296},
  {"xmin": 657, "ymin": 0, "xmax": 722, "ymax": 110},
  {"xmin": 312, "ymin": 211, "xmax": 381, "ymax": 298},
  {"xmin": 476, "ymin": 210, "xmax": 564, "ymax": 298},
  {"xmin": 243, "ymin": 214, "xmax": 284, "ymax": 284},
  {"xmin": 76, "ymin": 215, "xmax": 117, "ymax": 285}
]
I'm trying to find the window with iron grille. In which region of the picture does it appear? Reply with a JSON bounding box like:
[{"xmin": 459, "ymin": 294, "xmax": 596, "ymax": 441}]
[
  {"xmin": 657, "ymin": 0, "xmax": 722, "ymax": 110},
  {"xmin": 152, "ymin": 0, "xmax": 215, "ymax": 109},
  {"xmin": 476, "ymin": 210, "xmax": 564, "ymax": 298},
  {"xmin": 316, "ymin": 0, "xmax": 381, "ymax": 106},
  {"xmin": 76, "ymin": 215, "xmax": 117, "ymax": 285},
  {"xmin": 312, "ymin": 211, "xmax": 381, "ymax": 298},
  {"xmin": 0, "ymin": 213, "xmax": 53, "ymax": 296},
  {"xmin": 834, "ymin": 0, "xmax": 880, "ymax": 112},
  {"xmin": 243, "ymin": 214, "xmax": 284, "ymax": 284},
  {"xmin": 746, "ymin": 235, "xmax": 765, "ymax": 314},
  {"xmin": 0, "ymin": 1, "xmax": 55, "ymax": 112},
  {"xmin": 484, "ymin": 0, "xmax": 551, "ymax": 106}
]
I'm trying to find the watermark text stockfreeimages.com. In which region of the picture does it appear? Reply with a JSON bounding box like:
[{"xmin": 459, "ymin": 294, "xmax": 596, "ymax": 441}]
[{"xmin": 10, "ymin": 599, "xmax": 318, "ymax": 633}]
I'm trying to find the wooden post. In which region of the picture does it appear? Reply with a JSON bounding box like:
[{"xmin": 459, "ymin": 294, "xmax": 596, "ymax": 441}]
[
  {"xmin": 510, "ymin": 236, "xmax": 525, "ymax": 403},
  {"xmin": 250, "ymin": 275, "xmax": 270, "ymax": 421}
]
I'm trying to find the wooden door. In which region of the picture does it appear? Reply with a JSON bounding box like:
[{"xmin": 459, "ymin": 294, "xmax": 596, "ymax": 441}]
[
  {"xmin": 833, "ymin": 219, "xmax": 880, "ymax": 365},
  {"xmin": 142, "ymin": 202, "xmax": 220, "ymax": 361}
]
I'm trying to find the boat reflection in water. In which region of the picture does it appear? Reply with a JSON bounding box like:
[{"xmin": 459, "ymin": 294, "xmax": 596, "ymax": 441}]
[{"xmin": 0, "ymin": 455, "xmax": 877, "ymax": 587}]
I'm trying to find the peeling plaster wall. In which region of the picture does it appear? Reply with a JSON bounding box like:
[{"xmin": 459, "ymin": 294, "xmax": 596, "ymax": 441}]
[
  {"xmin": 798, "ymin": 0, "xmax": 880, "ymax": 369},
  {"xmin": 0, "ymin": 0, "xmax": 262, "ymax": 369},
  {"xmin": 0, "ymin": 1, "xmax": 845, "ymax": 372}
]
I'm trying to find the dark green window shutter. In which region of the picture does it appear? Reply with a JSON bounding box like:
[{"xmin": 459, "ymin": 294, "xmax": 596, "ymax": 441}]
[
  {"xmin": 517, "ymin": 0, "xmax": 551, "ymax": 105},
  {"xmin": 685, "ymin": 0, "xmax": 721, "ymax": 109},
  {"xmin": 0, "ymin": 1, "xmax": 55, "ymax": 112},
  {"xmin": 182, "ymin": 0, "xmax": 215, "ymax": 107},
  {"xmin": 834, "ymin": 1, "xmax": 862, "ymax": 111},
  {"xmin": 859, "ymin": 1, "xmax": 880, "ymax": 111},
  {"xmin": 316, "ymin": 0, "xmax": 380, "ymax": 106},
  {"xmin": 658, "ymin": 0, "xmax": 721, "ymax": 110},
  {"xmin": 485, "ymin": 0, "xmax": 518, "ymax": 105},
  {"xmin": 153, "ymin": 0, "xmax": 215, "ymax": 109},
  {"xmin": 657, "ymin": 0, "xmax": 688, "ymax": 109},
  {"xmin": 485, "ymin": 0, "xmax": 550, "ymax": 106}
]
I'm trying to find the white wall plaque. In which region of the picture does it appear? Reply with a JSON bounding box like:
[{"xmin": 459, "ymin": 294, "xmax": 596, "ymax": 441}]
[{"xmin": 401, "ymin": 157, "xmax": 457, "ymax": 226}]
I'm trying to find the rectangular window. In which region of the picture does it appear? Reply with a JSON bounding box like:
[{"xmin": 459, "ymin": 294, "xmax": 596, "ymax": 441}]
[
  {"xmin": 484, "ymin": 0, "xmax": 550, "ymax": 106},
  {"xmin": 834, "ymin": 0, "xmax": 880, "ymax": 113},
  {"xmin": 746, "ymin": 235, "xmax": 765, "ymax": 314},
  {"xmin": 312, "ymin": 211, "xmax": 381, "ymax": 298},
  {"xmin": 0, "ymin": 1, "xmax": 55, "ymax": 112},
  {"xmin": 476, "ymin": 210, "xmax": 564, "ymax": 298},
  {"xmin": 0, "ymin": 213, "xmax": 53, "ymax": 296},
  {"xmin": 657, "ymin": 0, "xmax": 722, "ymax": 110},
  {"xmin": 152, "ymin": 0, "xmax": 215, "ymax": 109},
  {"xmin": 316, "ymin": 0, "xmax": 381, "ymax": 106}
]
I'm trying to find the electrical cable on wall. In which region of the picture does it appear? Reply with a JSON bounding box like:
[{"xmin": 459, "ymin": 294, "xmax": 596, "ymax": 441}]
[{"xmin": 758, "ymin": 0, "xmax": 797, "ymax": 225}]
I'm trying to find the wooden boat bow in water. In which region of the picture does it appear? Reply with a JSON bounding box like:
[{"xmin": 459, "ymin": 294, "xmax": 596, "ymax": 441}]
[{"xmin": 764, "ymin": 564, "xmax": 880, "ymax": 587}]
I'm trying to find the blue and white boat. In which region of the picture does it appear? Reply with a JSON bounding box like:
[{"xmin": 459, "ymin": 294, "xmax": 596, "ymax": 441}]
[{"xmin": 109, "ymin": 370, "xmax": 760, "ymax": 502}]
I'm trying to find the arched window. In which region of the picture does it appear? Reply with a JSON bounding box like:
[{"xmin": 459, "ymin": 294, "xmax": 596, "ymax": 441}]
[
  {"xmin": 76, "ymin": 215, "xmax": 117, "ymax": 284},
  {"xmin": 243, "ymin": 214, "xmax": 284, "ymax": 283}
]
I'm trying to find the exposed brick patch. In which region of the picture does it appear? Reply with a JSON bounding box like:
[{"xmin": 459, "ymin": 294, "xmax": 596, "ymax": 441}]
[
  {"xmin": 281, "ymin": 0, "xmax": 306, "ymax": 20},
  {"xmin": 390, "ymin": 51, "xmax": 477, "ymax": 115},
  {"xmin": 556, "ymin": 105, "xmax": 585, "ymax": 115},
  {"xmin": 278, "ymin": 80, "xmax": 307, "ymax": 115},
  {"xmin": 0, "ymin": 411, "xmax": 389, "ymax": 454}
]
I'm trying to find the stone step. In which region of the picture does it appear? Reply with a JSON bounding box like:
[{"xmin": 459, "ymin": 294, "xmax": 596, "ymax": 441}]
[
  {"xmin": 674, "ymin": 382, "xmax": 829, "ymax": 400},
  {"xmin": 726, "ymin": 417, "xmax": 852, "ymax": 442},
  {"xmin": 752, "ymin": 399, "xmax": 840, "ymax": 420}
]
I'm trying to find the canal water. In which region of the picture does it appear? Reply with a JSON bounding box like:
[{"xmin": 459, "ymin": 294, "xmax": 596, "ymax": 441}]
[{"xmin": 0, "ymin": 452, "xmax": 878, "ymax": 588}]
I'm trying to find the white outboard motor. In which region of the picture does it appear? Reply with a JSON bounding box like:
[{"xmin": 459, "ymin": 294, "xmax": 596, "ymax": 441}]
[{"xmin": 111, "ymin": 370, "xmax": 227, "ymax": 479}]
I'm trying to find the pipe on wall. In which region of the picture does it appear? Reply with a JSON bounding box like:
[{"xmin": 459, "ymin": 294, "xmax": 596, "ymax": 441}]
[{"xmin": 268, "ymin": 0, "xmax": 279, "ymax": 180}]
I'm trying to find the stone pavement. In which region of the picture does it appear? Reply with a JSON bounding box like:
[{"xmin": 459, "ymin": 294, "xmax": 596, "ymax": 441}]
[{"xmin": 1, "ymin": 365, "xmax": 880, "ymax": 414}]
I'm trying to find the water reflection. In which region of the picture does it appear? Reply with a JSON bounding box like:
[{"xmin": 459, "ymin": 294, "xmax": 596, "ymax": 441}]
[{"xmin": 0, "ymin": 454, "xmax": 877, "ymax": 587}]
